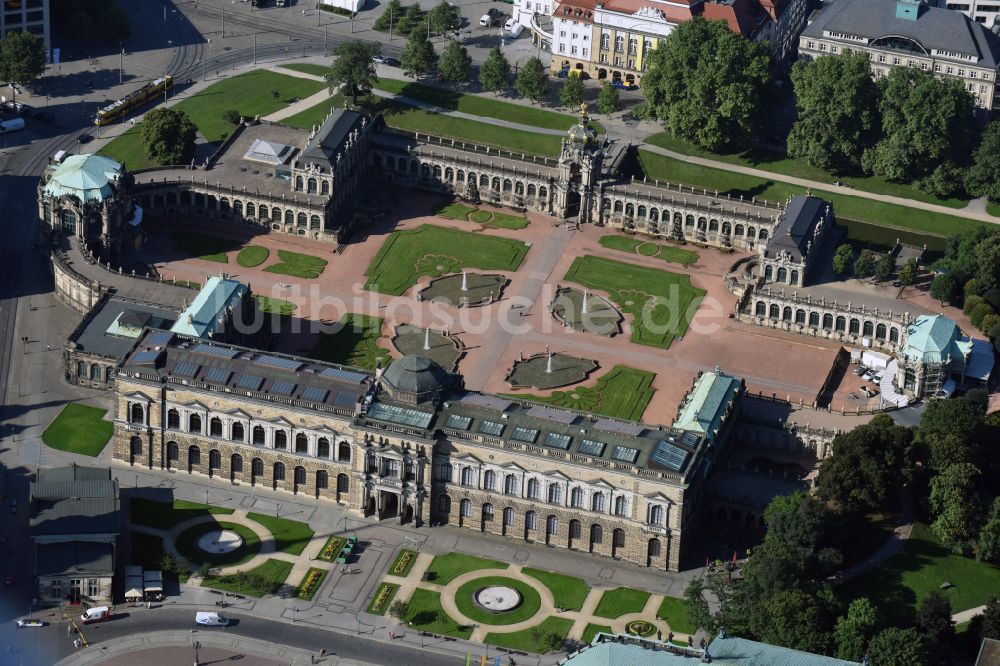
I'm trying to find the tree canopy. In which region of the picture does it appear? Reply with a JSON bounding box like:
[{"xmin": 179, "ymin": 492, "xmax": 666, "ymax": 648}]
[
  {"xmin": 427, "ymin": 0, "xmax": 461, "ymax": 34},
  {"xmin": 400, "ymin": 28, "xmax": 438, "ymax": 78},
  {"xmin": 914, "ymin": 391, "xmax": 991, "ymax": 472},
  {"xmin": 479, "ymin": 47, "xmax": 510, "ymax": 95},
  {"xmin": 966, "ymin": 120, "xmax": 1000, "ymax": 201},
  {"xmin": 140, "ymin": 108, "xmax": 197, "ymax": 167},
  {"xmin": 515, "ymin": 57, "xmax": 549, "ymax": 103},
  {"xmin": 832, "ymin": 244, "xmax": 853, "ymax": 276},
  {"xmin": 325, "ymin": 41, "xmax": 380, "ymax": 106},
  {"xmin": 834, "ymin": 597, "xmax": 880, "ymax": 662},
  {"xmin": 787, "ymin": 52, "xmax": 880, "ymax": 173},
  {"xmin": 929, "ymin": 462, "xmax": 984, "ymax": 554},
  {"xmin": 0, "ymin": 32, "xmax": 47, "ymax": 96},
  {"xmin": 640, "ymin": 17, "xmax": 772, "ymax": 152},
  {"xmin": 559, "ymin": 77, "xmax": 584, "ymax": 109},
  {"xmin": 439, "ymin": 40, "xmax": 471, "ymax": 84},
  {"xmin": 862, "ymin": 67, "xmax": 975, "ymax": 183},
  {"xmin": 867, "ymin": 627, "xmax": 929, "ymax": 666},
  {"xmin": 598, "ymin": 81, "xmax": 619, "ymax": 115},
  {"xmin": 854, "ymin": 249, "xmax": 876, "ymax": 279}
]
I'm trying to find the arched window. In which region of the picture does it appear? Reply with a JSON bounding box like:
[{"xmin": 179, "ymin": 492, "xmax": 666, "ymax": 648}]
[
  {"xmin": 613, "ymin": 200, "xmax": 624, "ymax": 213},
  {"xmin": 130, "ymin": 403, "xmax": 144, "ymax": 424},
  {"xmin": 876, "ymin": 323, "xmax": 887, "ymax": 340},
  {"xmin": 809, "ymin": 312, "xmax": 820, "ymax": 327},
  {"xmin": 795, "ymin": 309, "xmax": 806, "ymax": 324},
  {"xmin": 777, "ymin": 267, "xmax": 788, "ymax": 283},
  {"xmin": 433, "ymin": 165, "xmax": 443, "ymax": 178},
  {"xmin": 637, "ymin": 205, "xmax": 646, "ymax": 218},
  {"xmin": 503, "ymin": 507, "xmax": 514, "ymax": 526},
  {"xmin": 460, "ymin": 498, "xmax": 472, "ymax": 517},
  {"xmin": 527, "ymin": 184, "xmax": 537, "ymax": 197},
  {"xmin": 209, "ymin": 417, "xmax": 222, "ymax": 437},
  {"xmin": 863, "ymin": 320, "xmax": 874, "ymax": 337},
  {"xmin": 649, "ymin": 209, "xmax": 659, "ymax": 222},
  {"xmin": 889, "ymin": 327, "xmax": 899, "ymax": 343},
  {"xmin": 295, "ymin": 176, "xmax": 303, "ymax": 191},
  {"xmin": 614, "ymin": 496, "xmax": 628, "ymax": 516},
  {"xmin": 445, "ymin": 167, "xmax": 454, "ymax": 181},
  {"xmin": 492, "ymin": 177, "xmax": 501, "ymax": 191},
  {"xmin": 591, "ymin": 523, "xmax": 603, "ymax": 544},
  {"xmin": 538, "ymin": 186, "xmax": 547, "ymax": 198},
  {"xmin": 503, "ymin": 178, "xmax": 513, "ymax": 192},
  {"xmin": 709, "ymin": 219, "xmax": 719, "ymax": 232},
  {"xmin": 570, "ymin": 519, "xmax": 582, "ymax": 539},
  {"xmin": 571, "ymin": 487, "xmax": 584, "ymax": 508},
  {"xmin": 317, "ymin": 438, "xmax": 330, "ymax": 458},
  {"xmin": 297, "ymin": 212, "xmax": 307, "ymax": 227},
  {"xmin": 504, "ymin": 474, "xmax": 518, "ymax": 495},
  {"xmin": 338, "ymin": 441, "xmax": 351, "ymax": 462},
  {"xmin": 823, "ymin": 313, "xmax": 834, "ymax": 329},
  {"xmin": 167, "ymin": 409, "xmax": 180, "ymax": 430},
  {"xmin": 482, "ymin": 503, "xmax": 494, "ymax": 519},
  {"xmin": 273, "ymin": 462, "xmax": 286, "ymax": 481},
  {"xmin": 735, "ymin": 224, "xmax": 745, "ymax": 236},
  {"xmin": 231, "ymin": 422, "xmax": 245, "ymax": 442},
  {"xmin": 849, "ymin": 318, "xmax": 860, "ymax": 335},
  {"xmin": 480, "ymin": 174, "xmax": 489, "ymax": 187},
  {"xmin": 756, "ymin": 301, "xmax": 767, "ymax": 317},
  {"xmin": 231, "ymin": 454, "xmax": 244, "ymax": 474},
  {"xmin": 722, "ymin": 221, "xmax": 731, "ymax": 236},
  {"xmin": 791, "ymin": 270, "xmax": 799, "ymax": 285},
  {"xmin": 295, "ymin": 433, "xmax": 309, "ymax": 453},
  {"xmin": 592, "ymin": 492, "xmax": 605, "ymax": 512},
  {"xmin": 246, "ymin": 202, "xmax": 256, "ymax": 219},
  {"xmin": 527, "ymin": 478, "xmax": 540, "ymax": 499},
  {"xmin": 625, "ymin": 203, "xmax": 634, "ymax": 217},
  {"xmin": 461, "ymin": 467, "xmax": 474, "ymax": 486},
  {"xmin": 130, "ymin": 436, "xmax": 143, "ymax": 457},
  {"xmin": 310, "ymin": 215, "xmax": 321, "ymax": 230},
  {"xmin": 316, "ymin": 470, "xmax": 328, "ymax": 489},
  {"xmin": 294, "ymin": 466, "xmax": 307, "ymax": 486},
  {"xmin": 189, "ymin": 414, "xmax": 202, "ymax": 433},
  {"xmin": 253, "ymin": 426, "xmax": 266, "ymax": 446},
  {"xmin": 525, "ymin": 511, "xmax": 537, "ymax": 530},
  {"xmin": 648, "ymin": 538, "xmax": 661, "ymax": 557},
  {"xmin": 252, "ymin": 458, "xmax": 264, "ymax": 477},
  {"xmin": 274, "ymin": 431, "xmax": 287, "ymax": 450},
  {"xmin": 188, "ymin": 445, "xmax": 201, "ymax": 466},
  {"xmin": 649, "ymin": 504, "xmax": 664, "ymax": 525},
  {"xmin": 456, "ymin": 169, "xmax": 465, "ymax": 181},
  {"xmin": 836, "ymin": 316, "xmax": 847, "ymax": 332},
  {"xmin": 783, "ymin": 306, "xmax": 793, "ymax": 321},
  {"xmin": 546, "ymin": 515, "xmax": 559, "ymax": 535},
  {"xmin": 547, "ymin": 484, "xmax": 562, "ymax": 504},
  {"xmin": 769, "ymin": 304, "xmax": 780, "ymax": 319},
  {"xmin": 483, "ymin": 470, "xmax": 496, "ymax": 491},
  {"xmin": 209, "ymin": 449, "xmax": 221, "ymax": 470},
  {"xmin": 167, "ymin": 441, "xmax": 179, "ymax": 462},
  {"xmin": 515, "ymin": 181, "xmax": 524, "ymax": 195},
  {"xmin": 321, "ymin": 181, "xmax": 330, "ymax": 195},
  {"xmin": 758, "ymin": 229, "xmax": 769, "ymax": 240}
]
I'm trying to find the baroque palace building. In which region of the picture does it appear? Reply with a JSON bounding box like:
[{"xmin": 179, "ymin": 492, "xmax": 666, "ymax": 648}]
[{"xmin": 111, "ymin": 330, "xmax": 743, "ymax": 571}]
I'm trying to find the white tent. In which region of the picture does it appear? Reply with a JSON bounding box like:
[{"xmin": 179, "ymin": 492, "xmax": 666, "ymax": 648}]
[
  {"xmin": 862, "ymin": 350, "xmax": 891, "ymax": 371},
  {"xmin": 124, "ymin": 588, "xmax": 144, "ymax": 600}
]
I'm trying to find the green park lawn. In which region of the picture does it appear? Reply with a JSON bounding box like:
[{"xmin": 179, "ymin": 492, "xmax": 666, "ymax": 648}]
[
  {"xmin": 485, "ymin": 616, "xmax": 574, "ymax": 653},
  {"xmin": 167, "ymin": 231, "xmax": 238, "ymax": 263},
  {"xmin": 130, "ymin": 498, "xmax": 234, "ymax": 530},
  {"xmin": 404, "ymin": 588, "xmax": 473, "ymax": 639},
  {"xmin": 636, "ymin": 149, "xmax": 986, "ymax": 238},
  {"xmin": 988, "ymin": 202, "xmax": 1000, "ymax": 218},
  {"xmin": 644, "ymin": 132, "xmax": 971, "ymax": 210},
  {"xmin": 41, "ymin": 404, "xmax": 114, "ymax": 456},
  {"xmin": 581, "ymin": 623, "xmax": 614, "ymax": 644},
  {"xmin": 262, "ymin": 249, "xmax": 328, "ymax": 279},
  {"xmin": 523, "ymin": 568, "xmax": 590, "ymax": 611},
  {"xmin": 175, "ymin": 521, "xmax": 262, "ymax": 567},
  {"xmin": 371, "ymin": 78, "xmax": 604, "ymax": 132},
  {"xmin": 434, "ymin": 202, "xmax": 475, "ymax": 220},
  {"xmin": 599, "ymin": 234, "xmax": 698, "ymax": 266},
  {"xmin": 245, "ymin": 512, "xmax": 315, "ymax": 555},
  {"xmin": 237, "ymin": 246, "xmax": 270, "ymax": 268},
  {"xmin": 281, "ymin": 63, "xmax": 329, "ymax": 77},
  {"xmin": 593, "ymin": 587, "xmax": 651, "ymax": 619},
  {"xmin": 424, "ymin": 552, "xmax": 508, "ymax": 585},
  {"xmin": 506, "ymin": 365, "xmax": 655, "ymax": 421},
  {"xmin": 101, "ymin": 71, "xmax": 324, "ymax": 168},
  {"xmin": 432, "ymin": 202, "xmax": 529, "ymax": 229},
  {"xmin": 657, "ymin": 596, "xmax": 695, "ymax": 634},
  {"xmin": 364, "ymin": 224, "xmax": 528, "ymax": 296},
  {"xmin": 309, "ymin": 312, "xmax": 390, "ymax": 370},
  {"xmin": 204, "ymin": 559, "xmax": 294, "ymax": 597},
  {"xmin": 455, "ymin": 576, "xmax": 542, "ymax": 625},
  {"xmin": 255, "ymin": 296, "xmax": 296, "ymax": 316},
  {"xmin": 564, "ymin": 255, "xmax": 704, "ymax": 349},
  {"xmin": 839, "ymin": 522, "xmax": 1000, "ymax": 627}
]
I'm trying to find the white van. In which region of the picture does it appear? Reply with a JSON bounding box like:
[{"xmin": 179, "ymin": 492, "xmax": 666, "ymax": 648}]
[
  {"xmin": 504, "ymin": 17, "xmax": 515, "ymax": 31},
  {"xmin": 507, "ymin": 23, "xmax": 524, "ymax": 38},
  {"xmin": 479, "ymin": 13, "xmax": 492, "ymax": 26},
  {"xmin": 0, "ymin": 117, "xmax": 25, "ymax": 135},
  {"xmin": 80, "ymin": 607, "xmax": 110, "ymax": 624},
  {"xmin": 195, "ymin": 611, "xmax": 228, "ymax": 626}
]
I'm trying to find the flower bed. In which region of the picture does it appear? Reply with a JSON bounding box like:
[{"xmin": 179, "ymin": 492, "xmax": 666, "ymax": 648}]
[
  {"xmin": 317, "ymin": 536, "xmax": 345, "ymax": 562},
  {"xmin": 390, "ymin": 549, "xmax": 418, "ymax": 576},
  {"xmin": 296, "ymin": 567, "xmax": 329, "ymax": 601},
  {"xmin": 625, "ymin": 620, "xmax": 656, "ymax": 637},
  {"xmin": 367, "ymin": 581, "xmax": 400, "ymax": 615}
]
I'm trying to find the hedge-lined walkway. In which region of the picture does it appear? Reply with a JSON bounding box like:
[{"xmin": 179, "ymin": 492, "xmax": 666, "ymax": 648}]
[{"xmin": 378, "ymin": 553, "xmax": 694, "ymax": 644}]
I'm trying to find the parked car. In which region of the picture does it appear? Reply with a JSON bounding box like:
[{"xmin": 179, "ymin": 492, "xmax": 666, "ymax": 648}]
[
  {"xmin": 77, "ymin": 132, "xmax": 93, "ymax": 144},
  {"xmin": 863, "ymin": 370, "xmax": 875, "ymax": 382},
  {"xmin": 16, "ymin": 619, "xmax": 45, "ymax": 628},
  {"xmin": 195, "ymin": 611, "xmax": 229, "ymax": 626},
  {"xmin": 873, "ymin": 374, "xmax": 883, "ymax": 383},
  {"xmin": 854, "ymin": 366, "xmax": 867, "ymax": 376}
]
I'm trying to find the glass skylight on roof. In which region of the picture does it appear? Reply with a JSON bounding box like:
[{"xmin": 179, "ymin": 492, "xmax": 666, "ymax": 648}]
[
  {"xmin": 367, "ymin": 402, "xmax": 434, "ymax": 429},
  {"xmin": 479, "ymin": 420, "xmax": 505, "ymax": 436},
  {"xmin": 173, "ymin": 361, "xmax": 200, "ymax": 378},
  {"xmin": 270, "ymin": 380, "xmax": 296, "ymax": 397},
  {"xmin": 236, "ymin": 374, "xmax": 265, "ymax": 391},
  {"xmin": 650, "ymin": 439, "xmax": 690, "ymax": 472},
  {"xmin": 255, "ymin": 354, "xmax": 303, "ymax": 371},
  {"xmin": 333, "ymin": 391, "xmax": 358, "ymax": 407},
  {"xmin": 321, "ymin": 367, "xmax": 367, "ymax": 383},
  {"xmin": 145, "ymin": 330, "xmax": 174, "ymax": 346},
  {"xmin": 301, "ymin": 386, "xmax": 329, "ymax": 402},
  {"xmin": 192, "ymin": 344, "xmax": 238, "ymax": 358},
  {"xmin": 579, "ymin": 439, "xmax": 606, "ymax": 456},
  {"xmin": 511, "ymin": 427, "xmax": 539, "ymax": 443},
  {"xmin": 204, "ymin": 368, "xmax": 232, "ymax": 384},
  {"xmin": 446, "ymin": 414, "xmax": 472, "ymax": 431},
  {"xmin": 543, "ymin": 432, "xmax": 572, "ymax": 450},
  {"xmin": 611, "ymin": 446, "xmax": 639, "ymax": 463},
  {"xmin": 132, "ymin": 350, "xmax": 161, "ymax": 366}
]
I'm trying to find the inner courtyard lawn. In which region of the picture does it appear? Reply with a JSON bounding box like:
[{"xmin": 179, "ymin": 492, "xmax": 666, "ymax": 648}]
[
  {"xmin": 309, "ymin": 312, "xmax": 390, "ymax": 370},
  {"xmin": 581, "ymin": 623, "xmax": 614, "ymax": 644},
  {"xmin": 593, "ymin": 587, "xmax": 651, "ymax": 619},
  {"xmin": 175, "ymin": 521, "xmax": 262, "ymax": 567},
  {"xmin": 245, "ymin": 512, "xmax": 314, "ymax": 555},
  {"xmin": 255, "ymin": 296, "xmax": 296, "ymax": 316},
  {"xmin": 167, "ymin": 231, "xmax": 238, "ymax": 263},
  {"xmin": 404, "ymin": 588, "xmax": 474, "ymax": 639},
  {"xmin": 838, "ymin": 522, "xmax": 1000, "ymax": 627},
  {"xmin": 657, "ymin": 596, "xmax": 695, "ymax": 634},
  {"xmin": 454, "ymin": 576, "xmax": 542, "ymax": 625},
  {"xmin": 262, "ymin": 249, "xmax": 328, "ymax": 279},
  {"xmin": 522, "ymin": 568, "xmax": 590, "ymax": 612},
  {"xmin": 432, "ymin": 202, "xmax": 529, "ymax": 230},
  {"xmin": 364, "ymin": 224, "xmax": 529, "ymax": 296},
  {"xmin": 599, "ymin": 235, "xmax": 698, "ymax": 266},
  {"xmin": 203, "ymin": 559, "xmax": 293, "ymax": 597},
  {"xmin": 506, "ymin": 366, "xmax": 655, "ymax": 422},
  {"xmin": 636, "ymin": 149, "xmax": 986, "ymax": 238},
  {"xmin": 564, "ymin": 256, "xmax": 704, "ymax": 349},
  {"xmin": 485, "ymin": 616, "xmax": 574, "ymax": 654},
  {"xmin": 130, "ymin": 498, "xmax": 234, "ymax": 530},
  {"xmin": 424, "ymin": 552, "xmax": 509, "ymax": 585},
  {"xmin": 237, "ymin": 246, "xmax": 270, "ymax": 268},
  {"xmin": 41, "ymin": 403, "xmax": 114, "ymax": 456}
]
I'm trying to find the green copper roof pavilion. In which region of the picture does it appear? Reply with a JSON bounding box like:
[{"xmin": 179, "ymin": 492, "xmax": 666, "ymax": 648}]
[
  {"xmin": 901, "ymin": 314, "xmax": 972, "ymax": 364},
  {"xmin": 672, "ymin": 367, "xmax": 742, "ymax": 444},
  {"xmin": 41, "ymin": 154, "xmax": 123, "ymax": 203}
]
